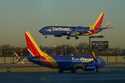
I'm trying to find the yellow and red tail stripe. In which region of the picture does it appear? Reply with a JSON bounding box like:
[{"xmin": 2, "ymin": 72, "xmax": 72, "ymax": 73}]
[
  {"xmin": 25, "ymin": 32, "xmax": 57, "ymax": 67},
  {"xmin": 90, "ymin": 12, "xmax": 104, "ymax": 33}
]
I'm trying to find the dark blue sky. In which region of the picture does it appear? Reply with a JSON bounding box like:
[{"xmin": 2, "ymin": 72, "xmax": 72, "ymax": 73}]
[{"xmin": 0, "ymin": 0, "xmax": 125, "ymax": 48}]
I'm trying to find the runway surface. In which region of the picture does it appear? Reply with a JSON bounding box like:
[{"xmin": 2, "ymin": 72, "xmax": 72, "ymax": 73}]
[{"xmin": 0, "ymin": 70, "xmax": 125, "ymax": 83}]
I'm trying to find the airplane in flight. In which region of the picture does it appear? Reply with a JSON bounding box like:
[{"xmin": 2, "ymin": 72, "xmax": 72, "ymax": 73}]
[
  {"xmin": 23, "ymin": 32, "xmax": 105, "ymax": 73},
  {"xmin": 39, "ymin": 12, "xmax": 111, "ymax": 39}
]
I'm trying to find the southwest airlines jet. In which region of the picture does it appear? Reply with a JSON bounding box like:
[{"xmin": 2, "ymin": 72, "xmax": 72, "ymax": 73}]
[
  {"xmin": 39, "ymin": 12, "xmax": 109, "ymax": 39},
  {"xmin": 24, "ymin": 32, "xmax": 105, "ymax": 73}
]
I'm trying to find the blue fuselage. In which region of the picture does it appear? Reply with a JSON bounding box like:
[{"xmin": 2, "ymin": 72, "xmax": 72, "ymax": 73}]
[
  {"xmin": 26, "ymin": 53, "xmax": 105, "ymax": 71},
  {"xmin": 39, "ymin": 26, "xmax": 90, "ymax": 37}
]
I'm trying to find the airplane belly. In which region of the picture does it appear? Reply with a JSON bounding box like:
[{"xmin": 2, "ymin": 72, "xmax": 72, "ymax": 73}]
[{"xmin": 57, "ymin": 61, "xmax": 73, "ymax": 69}]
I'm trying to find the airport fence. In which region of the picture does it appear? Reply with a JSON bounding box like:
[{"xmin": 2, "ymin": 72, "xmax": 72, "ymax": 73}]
[{"xmin": 0, "ymin": 56, "xmax": 125, "ymax": 65}]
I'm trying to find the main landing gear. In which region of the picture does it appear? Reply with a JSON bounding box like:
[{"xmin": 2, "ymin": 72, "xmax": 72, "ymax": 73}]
[{"xmin": 66, "ymin": 36, "xmax": 79, "ymax": 39}]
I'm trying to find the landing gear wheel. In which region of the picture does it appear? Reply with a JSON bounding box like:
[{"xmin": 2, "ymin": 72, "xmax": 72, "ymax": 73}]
[
  {"xmin": 75, "ymin": 36, "xmax": 79, "ymax": 39},
  {"xmin": 45, "ymin": 36, "xmax": 47, "ymax": 38},
  {"xmin": 71, "ymin": 68, "xmax": 76, "ymax": 73},
  {"xmin": 58, "ymin": 69, "xmax": 64, "ymax": 73},
  {"xmin": 66, "ymin": 36, "xmax": 70, "ymax": 39}
]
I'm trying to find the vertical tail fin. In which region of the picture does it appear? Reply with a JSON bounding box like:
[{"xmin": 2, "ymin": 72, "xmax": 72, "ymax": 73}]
[
  {"xmin": 90, "ymin": 12, "xmax": 104, "ymax": 33},
  {"xmin": 25, "ymin": 32, "xmax": 56, "ymax": 67}
]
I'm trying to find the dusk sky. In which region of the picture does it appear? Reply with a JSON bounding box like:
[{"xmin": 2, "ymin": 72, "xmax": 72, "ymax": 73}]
[{"xmin": 0, "ymin": 0, "xmax": 125, "ymax": 48}]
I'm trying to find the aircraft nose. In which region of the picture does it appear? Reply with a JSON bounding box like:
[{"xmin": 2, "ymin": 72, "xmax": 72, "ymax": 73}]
[
  {"xmin": 39, "ymin": 28, "xmax": 43, "ymax": 33},
  {"xmin": 39, "ymin": 28, "xmax": 45, "ymax": 35}
]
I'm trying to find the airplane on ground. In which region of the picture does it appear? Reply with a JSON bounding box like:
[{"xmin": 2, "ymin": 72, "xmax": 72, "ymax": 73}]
[
  {"xmin": 39, "ymin": 12, "xmax": 111, "ymax": 39},
  {"xmin": 23, "ymin": 32, "xmax": 105, "ymax": 73}
]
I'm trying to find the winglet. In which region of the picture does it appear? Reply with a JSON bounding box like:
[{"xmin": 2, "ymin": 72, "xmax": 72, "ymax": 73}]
[
  {"xmin": 25, "ymin": 32, "xmax": 57, "ymax": 67},
  {"xmin": 90, "ymin": 12, "xmax": 104, "ymax": 33}
]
